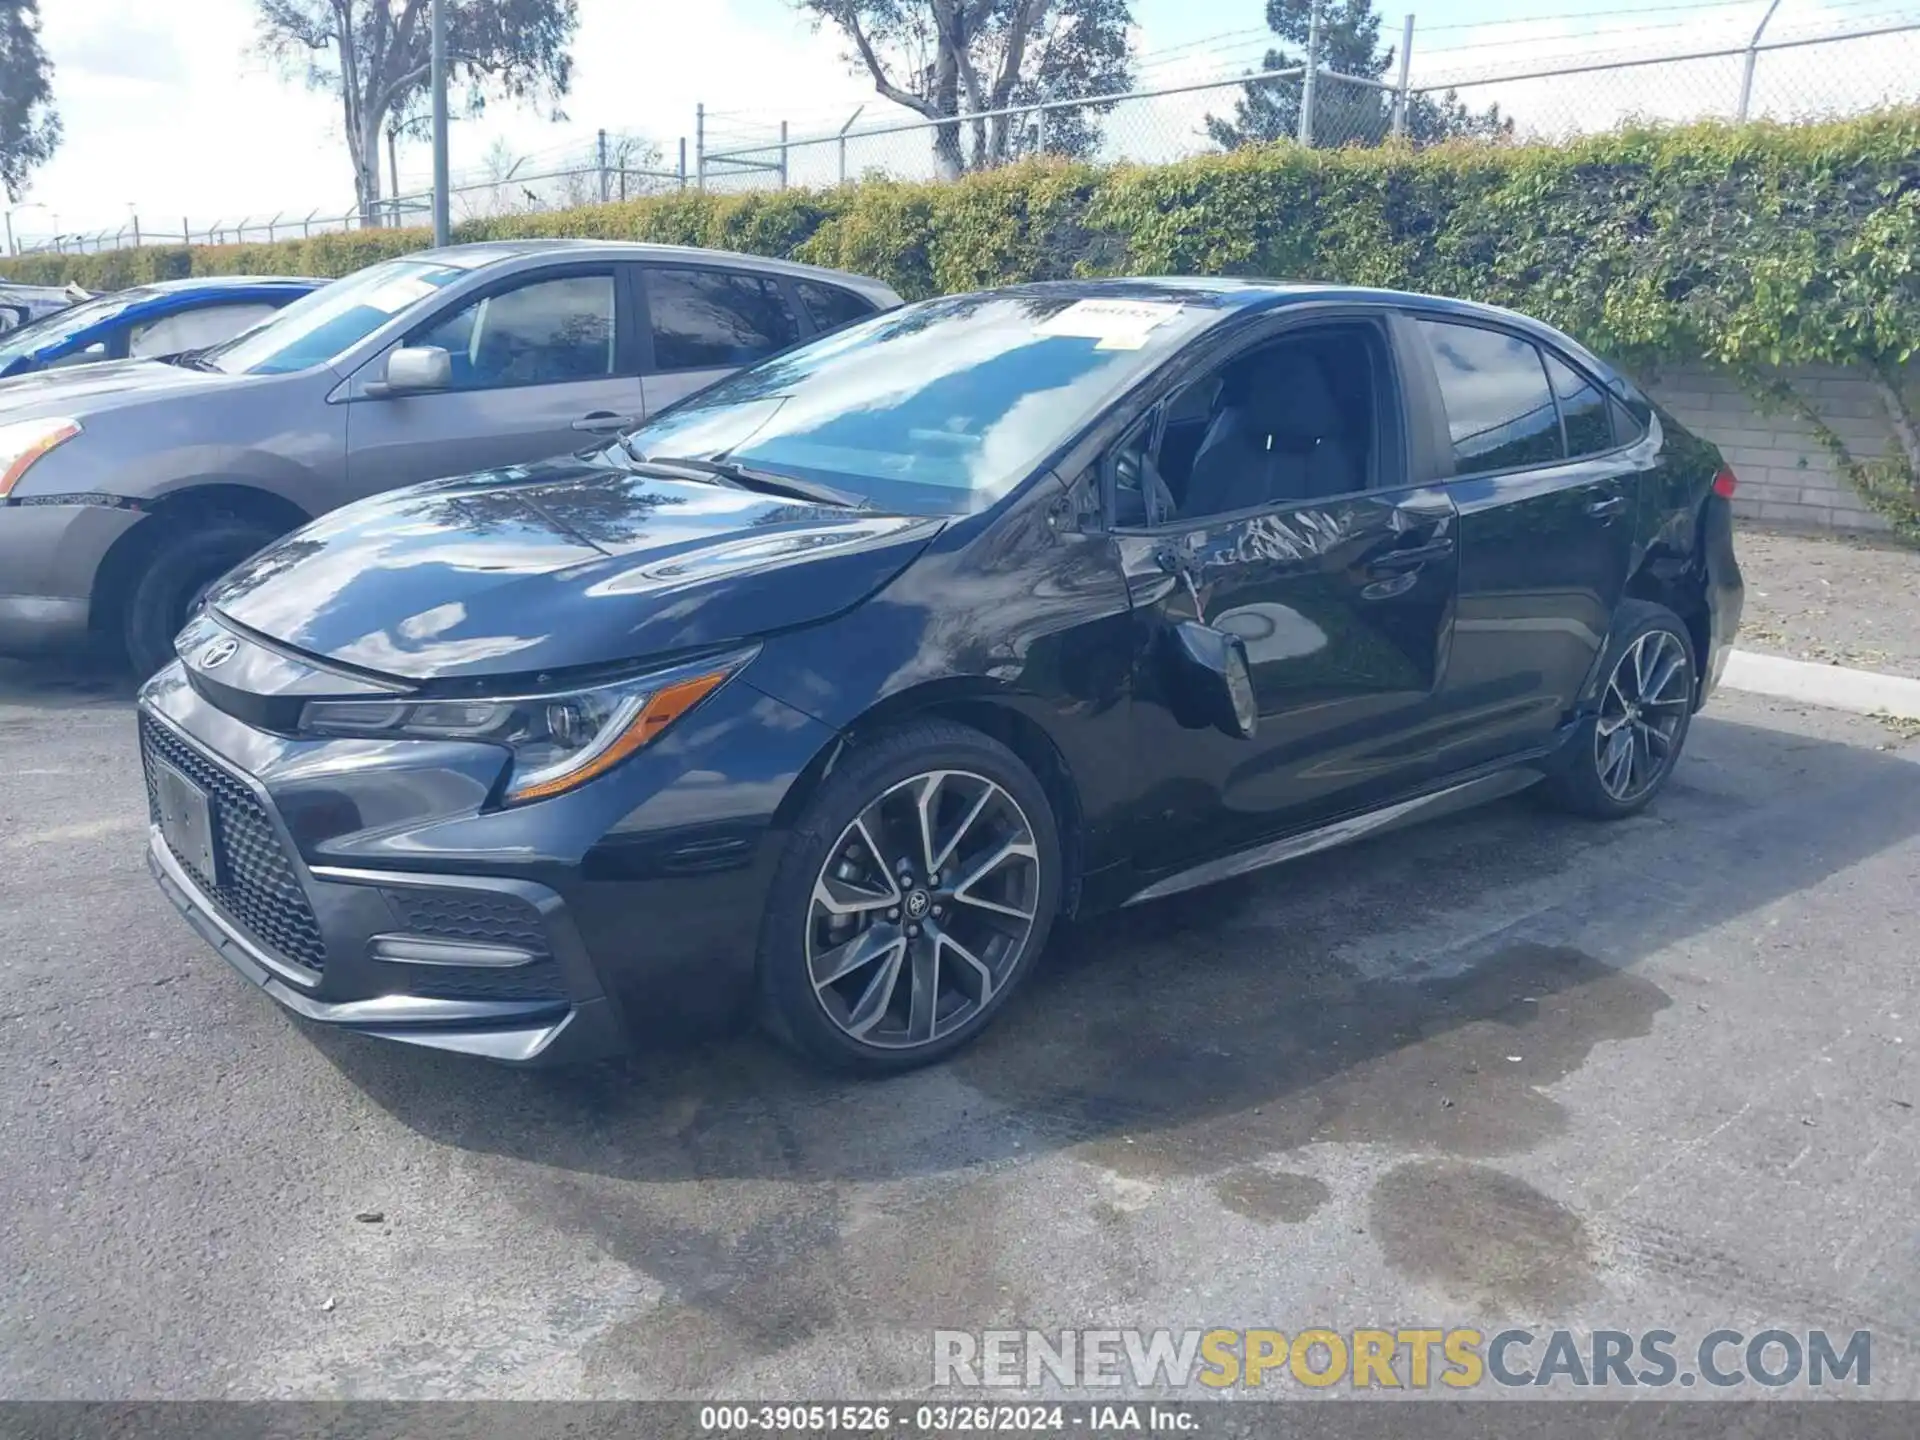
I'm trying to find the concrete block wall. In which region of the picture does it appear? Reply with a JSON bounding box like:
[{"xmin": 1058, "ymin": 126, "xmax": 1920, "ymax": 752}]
[{"xmin": 1638, "ymin": 361, "xmax": 1916, "ymax": 534}]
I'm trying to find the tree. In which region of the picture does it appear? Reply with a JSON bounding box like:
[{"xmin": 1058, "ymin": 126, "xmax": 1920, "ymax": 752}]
[
  {"xmin": 0, "ymin": 0, "xmax": 59, "ymax": 202},
  {"xmin": 256, "ymin": 0, "xmax": 579, "ymax": 225},
  {"xmin": 800, "ymin": 0, "xmax": 1134, "ymax": 178},
  {"xmin": 1206, "ymin": 0, "xmax": 1509, "ymax": 150}
]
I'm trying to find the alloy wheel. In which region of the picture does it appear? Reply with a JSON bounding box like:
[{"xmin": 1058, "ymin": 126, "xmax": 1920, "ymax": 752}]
[
  {"xmin": 806, "ymin": 768, "xmax": 1041, "ymax": 1051},
  {"xmin": 1594, "ymin": 628, "xmax": 1691, "ymax": 803}
]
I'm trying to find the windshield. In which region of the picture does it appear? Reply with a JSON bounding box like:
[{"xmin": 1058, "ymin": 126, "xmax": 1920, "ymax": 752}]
[
  {"xmin": 204, "ymin": 259, "xmax": 468, "ymax": 376},
  {"xmin": 0, "ymin": 289, "xmax": 152, "ymax": 363},
  {"xmin": 625, "ymin": 292, "xmax": 1216, "ymax": 515}
]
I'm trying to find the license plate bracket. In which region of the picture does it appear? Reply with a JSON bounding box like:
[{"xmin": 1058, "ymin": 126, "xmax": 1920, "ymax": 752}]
[{"xmin": 153, "ymin": 758, "xmax": 223, "ymax": 888}]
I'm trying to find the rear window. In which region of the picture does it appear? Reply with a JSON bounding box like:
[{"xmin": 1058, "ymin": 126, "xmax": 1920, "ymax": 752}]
[{"xmin": 794, "ymin": 280, "xmax": 877, "ymax": 335}]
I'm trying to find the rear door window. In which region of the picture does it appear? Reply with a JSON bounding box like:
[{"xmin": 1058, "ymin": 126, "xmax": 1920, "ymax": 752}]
[
  {"xmin": 1543, "ymin": 351, "xmax": 1615, "ymax": 458},
  {"xmin": 1416, "ymin": 318, "xmax": 1562, "ymax": 474},
  {"xmin": 644, "ymin": 268, "xmax": 800, "ymax": 370},
  {"xmin": 793, "ymin": 280, "xmax": 877, "ymax": 335}
]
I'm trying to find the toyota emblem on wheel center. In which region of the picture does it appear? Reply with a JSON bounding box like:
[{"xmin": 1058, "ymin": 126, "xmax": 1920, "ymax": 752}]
[{"xmin": 198, "ymin": 636, "xmax": 239, "ymax": 670}]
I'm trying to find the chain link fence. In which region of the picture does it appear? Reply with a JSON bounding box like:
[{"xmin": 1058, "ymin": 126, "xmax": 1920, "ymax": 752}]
[
  {"xmin": 14, "ymin": 17, "xmax": 1918, "ymax": 257},
  {"xmin": 699, "ymin": 19, "xmax": 1919, "ymax": 191}
]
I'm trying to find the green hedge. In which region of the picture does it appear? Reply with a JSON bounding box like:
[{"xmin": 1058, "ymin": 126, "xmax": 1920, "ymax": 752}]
[{"xmin": 8, "ymin": 110, "xmax": 1919, "ymax": 373}]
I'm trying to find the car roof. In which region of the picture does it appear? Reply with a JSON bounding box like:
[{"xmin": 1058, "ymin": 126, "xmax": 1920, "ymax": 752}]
[
  {"xmin": 408, "ymin": 239, "xmax": 902, "ymax": 305},
  {"xmin": 140, "ymin": 276, "xmax": 326, "ymax": 294},
  {"xmin": 987, "ymin": 277, "xmax": 1619, "ymax": 377}
]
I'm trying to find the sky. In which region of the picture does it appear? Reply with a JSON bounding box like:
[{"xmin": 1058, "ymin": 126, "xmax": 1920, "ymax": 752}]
[{"xmin": 17, "ymin": 0, "xmax": 1917, "ymax": 245}]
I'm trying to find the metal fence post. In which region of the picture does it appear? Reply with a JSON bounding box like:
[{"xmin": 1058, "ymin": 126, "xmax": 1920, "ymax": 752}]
[
  {"xmin": 778, "ymin": 121, "xmax": 789, "ymax": 189},
  {"xmin": 1391, "ymin": 14, "xmax": 1415, "ymax": 138},
  {"xmin": 678, "ymin": 137, "xmax": 688, "ymax": 190},
  {"xmin": 1035, "ymin": 106, "xmax": 1048, "ymax": 156},
  {"xmin": 695, "ymin": 104, "xmax": 706, "ymax": 191},
  {"xmin": 835, "ymin": 106, "xmax": 864, "ymax": 185},
  {"xmin": 598, "ymin": 129, "xmax": 610, "ymax": 202},
  {"xmin": 1738, "ymin": 0, "xmax": 1783, "ymax": 121},
  {"xmin": 182, "ymin": 217, "xmax": 190, "ymax": 246},
  {"xmin": 1299, "ymin": 0, "xmax": 1322, "ymax": 147}
]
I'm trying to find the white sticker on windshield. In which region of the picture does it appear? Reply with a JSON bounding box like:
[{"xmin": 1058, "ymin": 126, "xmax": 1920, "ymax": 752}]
[
  {"xmin": 363, "ymin": 276, "xmax": 441, "ymax": 313},
  {"xmin": 1035, "ymin": 299, "xmax": 1184, "ymax": 350}
]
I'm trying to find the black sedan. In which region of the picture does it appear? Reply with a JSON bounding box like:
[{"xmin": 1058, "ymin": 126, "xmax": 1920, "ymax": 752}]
[{"xmin": 138, "ymin": 279, "xmax": 1744, "ymax": 1072}]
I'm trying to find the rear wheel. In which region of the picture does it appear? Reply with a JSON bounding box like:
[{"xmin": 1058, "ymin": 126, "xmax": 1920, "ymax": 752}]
[
  {"xmin": 1541, "ymin": 600, "xmax": 1696, "ymax": 819},
  {"xmin": 122, "ymin": 519, "xmax": 281, "ymax": 677},
  {"xmin": 758, "ymin": 719, "xmax": 1061, "ymax": 1074}
]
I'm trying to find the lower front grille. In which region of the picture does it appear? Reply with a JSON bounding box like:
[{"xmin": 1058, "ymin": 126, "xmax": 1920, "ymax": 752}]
[
  {"xmin": 378, "ymin": 886, "xmax": 565, "ymax": 1002},
  {"xmin": 380, "ymin": 887, "xmax": 550, "ymax": 955},
  {"xmin": 140, "ymin": 713, "xmax": 327, "ymax": 975}
]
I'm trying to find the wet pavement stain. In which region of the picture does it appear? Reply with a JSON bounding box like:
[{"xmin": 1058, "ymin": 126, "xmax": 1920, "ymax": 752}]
[
  {"xmin": 1369, "ymin": 1159, "xmax": 1596, "ymax": 1312},
  {"xmin": 958, "ymin": 940, "xmax": 1670, "ymax": 1180},
  {"xmin": 1213, "ymin": 1168, "xmax": 1331, "ymax": 1223},
  {"xmin": 557, "ymin": 1172, "xmax": 1044, "ymax": 1392}
]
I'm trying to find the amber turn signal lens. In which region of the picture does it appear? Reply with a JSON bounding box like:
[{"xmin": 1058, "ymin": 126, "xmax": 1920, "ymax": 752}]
[{"xmin": 506, "ymin": 668, "xmax": 734, "ymax": 803}]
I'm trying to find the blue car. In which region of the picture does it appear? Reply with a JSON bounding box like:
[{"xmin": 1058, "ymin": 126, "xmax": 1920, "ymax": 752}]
[{"xmin": 0, "ymin": 275, "xmax": 323, "ymax": 378}]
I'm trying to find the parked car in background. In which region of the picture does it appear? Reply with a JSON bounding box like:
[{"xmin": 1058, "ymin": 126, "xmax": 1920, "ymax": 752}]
[
  {"xmin": 0, "ymin": 276, "xmax": 323, "ymax": 379},
  {"xmin": 0, "ymin": 280, "xmax": 92, "ymax": 335},
  {"xmin": 138, "ymin": 279, "xmax": 1744, "ymax": 1073},
  {"xmin": 0, "ymin": 241, "xmax": 902, "ymax": 673}
]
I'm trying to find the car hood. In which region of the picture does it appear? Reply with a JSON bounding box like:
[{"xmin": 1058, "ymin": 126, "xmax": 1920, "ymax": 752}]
[
  {"xmin": 206, "ymin": 456, "xmax": 945, "ymax": 683},
  {"xmin": 0, "ymin": 357, "xmax": 234, "ymax": 413}
]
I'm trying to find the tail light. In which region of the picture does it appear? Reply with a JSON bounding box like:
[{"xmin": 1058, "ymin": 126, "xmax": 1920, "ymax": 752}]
[{"xmin": 1711, "ymin": 466, "xmax": 1738, "ymax": 499}]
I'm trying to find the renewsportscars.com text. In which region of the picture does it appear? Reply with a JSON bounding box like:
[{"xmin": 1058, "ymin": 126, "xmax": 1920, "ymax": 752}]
[{"xmin": 932, "ymin": 1328, "xmax": 1871, "ymax": 1390}]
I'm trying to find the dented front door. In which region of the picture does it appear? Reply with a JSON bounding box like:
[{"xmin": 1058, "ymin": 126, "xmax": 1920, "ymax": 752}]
[{"xmin": 1117, "ymin": 485, "xmax": 1460, "ymax": 873}]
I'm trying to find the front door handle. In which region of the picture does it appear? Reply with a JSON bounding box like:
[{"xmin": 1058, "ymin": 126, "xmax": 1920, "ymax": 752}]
[
  {"xmin": 1367, "ymin": 537, "xmax": 1456, "ymax": 574},
  {"xmin": 573, "ymin": 411, "xmax": 638, "ymax": 433},
  {"xmin": 1587, "ymin": 494, "xmax": 1628, "ymax": 518}
]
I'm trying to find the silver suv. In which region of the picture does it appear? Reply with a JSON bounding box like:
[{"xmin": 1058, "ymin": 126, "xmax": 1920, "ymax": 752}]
[{"xmin": 0, "ymin": 241, "xmax": 901, "ymax": 672}]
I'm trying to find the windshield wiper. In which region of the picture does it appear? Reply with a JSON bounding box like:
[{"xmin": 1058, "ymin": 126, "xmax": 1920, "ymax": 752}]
[
  {"xmin": 624, "ymin": 449, "xmax": 870, "ymax": 511},
  {"xmin": 166, "ymin": 348, "xmax": 221, "ymax": 372}
]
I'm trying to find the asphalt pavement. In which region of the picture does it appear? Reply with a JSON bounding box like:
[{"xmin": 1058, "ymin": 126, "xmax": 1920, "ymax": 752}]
[{"xmin": 2, "ymin": 655, "xmax": 1917, "ymax": 1400}]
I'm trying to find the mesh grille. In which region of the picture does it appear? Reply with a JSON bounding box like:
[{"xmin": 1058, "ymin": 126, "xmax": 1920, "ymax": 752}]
[
  {"xmin": 378, "ymin": 887, "xmax": 565, "ymax": 1002},
  {"xmin": 380, "ymin": 887, "xmax": 550, "ymax": 954},
  {"xmin": 140, "ymin": 713, "xmax": 326, "ymax": 975}
]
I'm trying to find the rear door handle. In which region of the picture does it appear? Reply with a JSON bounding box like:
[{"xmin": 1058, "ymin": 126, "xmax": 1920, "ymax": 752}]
[
  {"xmin": 1368, "ymin": 537, "xmax": 1455, "ymax": 574},
  {"xmin": 1587, "ymin": 494, "xmax": 1628, "ymax": 518},
  {"xmin": 573, "ymin": 411, "xmax": 638, "ymax": 433}
]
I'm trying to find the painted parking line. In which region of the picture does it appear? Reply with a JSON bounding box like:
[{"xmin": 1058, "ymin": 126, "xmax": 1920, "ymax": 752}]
[{"xmin": 1722, "ymin": 648, "xmax": 1920, "ymax": 720}]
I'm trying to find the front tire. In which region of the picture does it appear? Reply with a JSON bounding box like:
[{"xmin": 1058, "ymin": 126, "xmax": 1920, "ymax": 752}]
[
  {"xmin": 1541, "ymin": 600, "xmax": 1696, "ymax": 820},
  {"xmin": 757, "ymin": 719, "xmax": 1062, "ymax": 1074},
  {"xmin": 122, "ymin": 520, "xmax": 281, "ymax": 677}
]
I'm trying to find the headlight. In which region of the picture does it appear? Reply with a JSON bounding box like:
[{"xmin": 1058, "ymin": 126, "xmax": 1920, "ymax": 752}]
[
  {"xmin": 299, "ymin": 649, "xmax": 755, "ymax": 804},
  {"xmin": 0, "ymin": 417, "xmax": 82, "ymax": 498}
]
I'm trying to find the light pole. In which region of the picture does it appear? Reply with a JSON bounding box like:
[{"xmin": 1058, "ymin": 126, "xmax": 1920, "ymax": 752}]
[
  {"xmin": 5, "ymin": 201, "xmax": 49, "ymax": 258},
  {"xmin": 431, "ymin": 0, "xmax": 451, "ymax": 246}
]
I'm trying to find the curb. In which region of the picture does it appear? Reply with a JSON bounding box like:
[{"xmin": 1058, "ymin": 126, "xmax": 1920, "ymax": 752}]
[{"xmin": 1720, "ymin": 649, "xmax": 1920, "ymax": 721}]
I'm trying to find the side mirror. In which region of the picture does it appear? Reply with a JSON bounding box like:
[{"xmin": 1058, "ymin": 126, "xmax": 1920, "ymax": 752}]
[
  {"xmin": 371, "ymin": 345, "xmax": 452, "ymax": 397},
  {"xmin": 1163, "ymin": 620, "xmax": 1258, "ymax": 739}
]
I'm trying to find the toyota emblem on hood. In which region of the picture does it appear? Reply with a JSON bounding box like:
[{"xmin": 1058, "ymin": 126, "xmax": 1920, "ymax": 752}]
[{"xmin": 198, "ymin": 636, "xmax": 239, "ymax": 670}]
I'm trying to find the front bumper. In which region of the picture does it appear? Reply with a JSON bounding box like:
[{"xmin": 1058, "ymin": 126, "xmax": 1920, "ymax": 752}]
[
  {"xmin": 0, "ymin": 501, "xmax": 144, "ymax": 655},
  {"xmin": 146, "ymin": 831, "xmax": 625, "ymax": 1063},
  {"xmin": 137, "ymin": 648, "xmax": 836, "ymax": 1064}
]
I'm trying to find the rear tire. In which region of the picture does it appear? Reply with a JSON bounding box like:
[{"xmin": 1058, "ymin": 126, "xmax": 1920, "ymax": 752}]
[
  {"xmin": 757, "ymin": 719, "xmax": 1062, "ymax": 1075},
  {"xmin": 122, "ymin": 520, "xmax": 281, "ymax": 677},
  {"xmin": 1540, "ymin": 599, "xmax": 1696, "ymax": 820}
]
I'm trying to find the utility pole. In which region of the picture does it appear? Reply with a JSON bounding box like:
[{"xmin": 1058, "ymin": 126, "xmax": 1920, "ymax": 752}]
[
  {"xmin": 1391, "ymin": 14, "xmax": 1415, "ymax": 139},
  {"xmin": 431, "ymin": 0, "xmax": 451, "ymax": 245},
  {"xmin": 1299, "ymin": 0, "xmax": 1323, "ymax": 148},
  {"xmin": 1737, "ymin": 0, "xmax": 1783, "ymax": 123}
]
